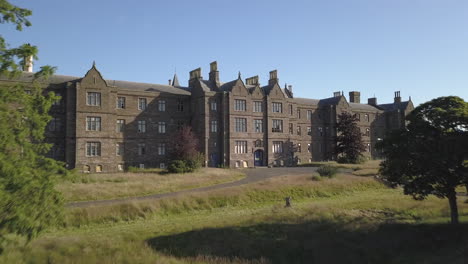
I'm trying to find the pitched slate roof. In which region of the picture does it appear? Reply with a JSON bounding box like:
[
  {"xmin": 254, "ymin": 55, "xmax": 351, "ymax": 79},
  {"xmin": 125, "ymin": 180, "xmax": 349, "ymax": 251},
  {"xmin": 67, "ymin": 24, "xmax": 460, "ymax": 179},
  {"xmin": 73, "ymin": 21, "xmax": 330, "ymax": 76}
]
[
  {"xmin": 318, "ymin": 96, "xmax": 342, "ymax": 106},
  {"xmin": 293, "ymin": 97, "xmax": 320, "ymax": 105},
  {"xmin": 0, "ymin": 72, "xmax": 191, "ymax": 95},
  {"xmin": 377, "ymin": 101, "xmax": 410, "ymax": 111},
  {"xmin": 349, "ymin": 102, "xmax": 380, "ymax": 111}
]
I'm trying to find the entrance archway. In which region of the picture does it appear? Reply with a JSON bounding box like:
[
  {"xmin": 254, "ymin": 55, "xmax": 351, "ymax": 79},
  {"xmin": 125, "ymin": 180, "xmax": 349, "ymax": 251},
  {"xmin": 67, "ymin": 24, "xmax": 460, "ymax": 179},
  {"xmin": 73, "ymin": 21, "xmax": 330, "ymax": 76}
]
[{"xmin": 254, "ymin": 149, "xmax": 264, "ymax": 166}]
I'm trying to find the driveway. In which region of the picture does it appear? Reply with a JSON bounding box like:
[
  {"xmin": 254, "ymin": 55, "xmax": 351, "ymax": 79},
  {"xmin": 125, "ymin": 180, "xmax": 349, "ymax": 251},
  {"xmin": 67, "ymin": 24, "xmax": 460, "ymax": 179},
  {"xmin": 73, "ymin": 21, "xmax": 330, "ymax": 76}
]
[{"xmin": 67, "ymin": 167, "xmax": 318, "ymax": 208}]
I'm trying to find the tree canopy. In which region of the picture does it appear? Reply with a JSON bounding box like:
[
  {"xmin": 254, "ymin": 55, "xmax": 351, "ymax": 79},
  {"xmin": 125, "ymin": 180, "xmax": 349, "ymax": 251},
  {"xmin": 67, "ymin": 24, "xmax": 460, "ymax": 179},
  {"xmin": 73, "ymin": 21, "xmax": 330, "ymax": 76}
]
[
  {"xmin": 335, "ymin": 112, "xmax": 366, "ymax": 163},
  {"xmin": 0, "ymin": 0, "xmax": 66, "ymax": 252},
  {"xmin": 378, "ymin": 96, "xmax": 468, "ymax": 224}
]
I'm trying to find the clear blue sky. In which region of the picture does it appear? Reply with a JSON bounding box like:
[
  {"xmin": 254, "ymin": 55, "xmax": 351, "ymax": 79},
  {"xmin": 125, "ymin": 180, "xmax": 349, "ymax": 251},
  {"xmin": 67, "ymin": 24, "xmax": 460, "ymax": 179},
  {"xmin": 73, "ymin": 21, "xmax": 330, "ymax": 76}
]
[{"xmin": 3, "ymin": 0, "xmax": 468, "ymax": 106}]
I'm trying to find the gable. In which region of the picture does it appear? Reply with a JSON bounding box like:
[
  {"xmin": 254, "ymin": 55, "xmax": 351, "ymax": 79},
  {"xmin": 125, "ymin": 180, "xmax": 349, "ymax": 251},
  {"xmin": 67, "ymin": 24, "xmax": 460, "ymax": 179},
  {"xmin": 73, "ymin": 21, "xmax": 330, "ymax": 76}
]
[
  {"xmin": 231, "ymin": 79, "xmax": 249, "ymax": 96},
  {"xmin": 268, "ymin": 83, "xmax": 286, "ymax": 99},
  {"xmin": 80, "ymin": 64, "xmax": 108, "ymax": 89}
]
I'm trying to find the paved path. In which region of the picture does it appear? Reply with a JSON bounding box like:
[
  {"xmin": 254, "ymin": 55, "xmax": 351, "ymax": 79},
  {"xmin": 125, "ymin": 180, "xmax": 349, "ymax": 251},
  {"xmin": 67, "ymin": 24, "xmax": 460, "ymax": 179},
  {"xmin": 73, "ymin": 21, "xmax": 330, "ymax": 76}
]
[{"xmin": 67, "ymin": 167, "xmax": 318, "ymax": 208}]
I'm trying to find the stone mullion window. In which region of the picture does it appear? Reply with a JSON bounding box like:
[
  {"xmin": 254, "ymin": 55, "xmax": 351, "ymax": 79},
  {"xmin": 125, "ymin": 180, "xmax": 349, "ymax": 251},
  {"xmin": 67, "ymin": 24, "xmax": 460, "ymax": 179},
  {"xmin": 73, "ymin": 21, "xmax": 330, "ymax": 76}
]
[
  {"xmin": 272, "ymin": 102, "xmax": 282, "ymax": 113},
  {"xmin": 272, "ymin": 141, "xmax": 283, "ymax": 153},
  {"xmin": 86, "ymin": 142, "xmax": 101, "ymax": 157},
  {"xmin": 138, "ymin": 98, "xmax": 147, "ymax": 110},
  {"xmin": 117, "ymin": 97, "xmax": 126, "ymax": 109},
  {"xmin": 158, "ymin": 122, "xmax": 166, "ymax": 134},
  {"xmin": 234, "ymin": 99, "xmax": 246, "ymax": 111},
  {"xmin": 158, "ymin": 100, "xmax": 166, "ymax": 111},
  {"xmin": 86, "ymin": 117, "xmax": 101, "ymax": 131},
  {"xmin": 86, "ymin": 92, "xmax": 101, "ymax": 106},
  {"xmin": 234, "ymin": 141, "xmax": 247, "ymax": 154},
  {"xmin": 235, "ymin": 118, "xmax": 247, "ymax": 132},
  {"xmin": 254, "ymin": 119, "xmax": 263, "ymax": 133},
  {"xmin": 272, "ymin": 119, "xmax": 283, "ymax": 133},
  {"xmin": 253, "ymin": 101, "xmax": 262, "ymax": 112}
]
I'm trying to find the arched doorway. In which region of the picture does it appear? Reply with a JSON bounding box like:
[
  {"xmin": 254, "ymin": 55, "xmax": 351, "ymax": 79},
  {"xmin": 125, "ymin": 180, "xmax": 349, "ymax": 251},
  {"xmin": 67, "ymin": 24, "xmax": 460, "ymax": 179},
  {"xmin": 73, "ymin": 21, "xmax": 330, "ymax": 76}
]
[{"xmin": 254, "ymin": 149, "xmax": 264, "ymax": 166}]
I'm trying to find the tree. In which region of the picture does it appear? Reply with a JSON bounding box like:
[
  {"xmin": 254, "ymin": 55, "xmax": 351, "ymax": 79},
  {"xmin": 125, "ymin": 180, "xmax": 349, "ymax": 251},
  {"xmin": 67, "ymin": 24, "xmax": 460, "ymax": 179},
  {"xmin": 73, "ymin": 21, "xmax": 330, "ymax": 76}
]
[
  {"xmin": 0, "ymin": 0, "xmax": 66, "ymax": 252},
  {"xmin": 335, "ymin": 112, "xmax": 366, "ymax": 163},
  {"xmin": 378, "ymin": 96, "xmax": 468, "ymax": 224},
  {"xmin": 167, "ymin": 125, "xmax": 203, "ymax": 173}
]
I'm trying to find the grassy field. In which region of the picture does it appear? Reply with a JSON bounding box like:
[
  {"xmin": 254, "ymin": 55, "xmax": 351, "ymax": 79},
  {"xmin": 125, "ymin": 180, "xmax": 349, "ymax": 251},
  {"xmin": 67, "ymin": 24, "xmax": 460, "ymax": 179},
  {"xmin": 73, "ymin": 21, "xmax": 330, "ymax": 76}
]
[
  {"xmin": 2, "ymin": 168, "xmax": 468, "ymax": 263},
  {"xmin": 57, "ymin": 168, "xmax": 245, "ymax": 202}
]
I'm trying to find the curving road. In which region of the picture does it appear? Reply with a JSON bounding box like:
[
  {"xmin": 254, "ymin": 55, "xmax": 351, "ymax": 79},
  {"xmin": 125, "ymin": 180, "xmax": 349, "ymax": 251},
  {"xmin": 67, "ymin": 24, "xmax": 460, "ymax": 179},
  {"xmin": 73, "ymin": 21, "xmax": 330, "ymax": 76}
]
[{"xmin": 67, "ymin": 167, "xmax": 318, "ymax": 208}]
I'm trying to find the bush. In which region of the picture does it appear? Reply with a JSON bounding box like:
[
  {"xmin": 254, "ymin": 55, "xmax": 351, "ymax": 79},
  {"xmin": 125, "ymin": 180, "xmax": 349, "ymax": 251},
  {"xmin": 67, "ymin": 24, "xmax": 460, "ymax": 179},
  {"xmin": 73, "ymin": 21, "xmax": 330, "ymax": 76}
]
[
  {"xmin": 317, "ymin": 165, "xmax": 338, "ymax": 178},
  {"xmin": 167, "ymin": 160, "xmax": 190, "ymax": 173},
  {"xmin": 311, "ymin": 174, "xmax": 322, "ymax": 181}
]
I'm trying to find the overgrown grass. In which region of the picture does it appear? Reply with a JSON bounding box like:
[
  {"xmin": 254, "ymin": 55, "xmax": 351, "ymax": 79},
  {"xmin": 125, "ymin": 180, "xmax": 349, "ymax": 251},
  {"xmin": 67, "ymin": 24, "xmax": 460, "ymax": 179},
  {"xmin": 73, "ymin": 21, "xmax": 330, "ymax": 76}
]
[
  {"xmin": 3, "ymin": 171, "xmax": 468, "ymax": 264},
  {"xmin": 298, "ymin": 159, "xmax": 382, "ymax": 170},
  {"xmin": 57, "ymin": 168, "xmax": 245, "ymax": 202}
]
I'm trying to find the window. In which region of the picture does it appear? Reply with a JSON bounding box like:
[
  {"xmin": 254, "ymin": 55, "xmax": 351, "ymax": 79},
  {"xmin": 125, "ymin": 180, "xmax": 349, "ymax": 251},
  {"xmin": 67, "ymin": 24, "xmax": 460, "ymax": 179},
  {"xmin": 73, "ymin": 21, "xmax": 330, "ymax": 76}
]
[
  {"xmin": 138, "ymin": 143, "xmax": 146, "ymax": 155},
  {"xmin": 86, "ymin": 116, "xmax": 101, "ymax": 131},
  {"xmin": 48, "ymin": 117, "xmax": 61, "ymax": 132},
  {"xmin": 138, "ymin": 120, "xmax": 146, "ymax": 133},
  {"xmin": 160, "ymin": 163, "xmax": 166, "ymax": 169},
  {"xmin": 157, "ymin": 143, "xmax": 166, "ymax": 155},
  {"xmin": 297, "ymin": 109, "xmax": 301, "ymax": 119},
  {"xmin": 177, "ymin": 99, "xmax": 184, "ymax": 112},
  {"xmin": 211, "ymin": 100, "xmax": 217, "ymax": 111},
  {"xmin": 87, "ymin": 92, "xmax": 101, "ymax": 106},
  {"xmin": 139, "ymin": 163, "xmax": 145, "ymax": 169},
  {"xmin": 83, "ymin": 165, "xmax": 91, "ymax": 173},
  {"xmin": 234, "ymin": 141, "xmax": 247, "ymax": 153},
  {"xmin": 365, "ymin": 128, "xmax": 370, "ymax": 137},
  {"xmin": 158, "ymin": 122, "xmax": 166, "ymax": 134},
  {"xmin": 253, "ymin": 101, "xmax": 262, "ymax": 112},
  {"xmin": 307, "ymin": 110, "xmax": 312, "ymax": 120},
  {"xmin": 254, "ymin": 119, "xmax": 263, "ymax": 133},
  {"xmin": 289, "ymin": 123, "xmax": 293, "ymax": 134},
  {"xmin": 116, "ymin": 143, "xmax": 123, "ymax": 156},
  {"xmin": 117, "ymin": 97, "xmax": 126, "ymax": 109},
  {"xmin": 118, "ymin": 164, "xmax": 124, "ymax": 171},
  {"xmin": 176, "ymin": 121, "xmax": 184, "ymax": 130},
  {"xmin": 138, "ymin": 98, "xmax": 147, "ymax": 110},
  {"xmin": 53, "ymin": 92, "xmax": 61, "ymax": 106},
  {"xmin": 308, "ymin": 143, "xmax": 311, "ymax": 153},
  {"xmin": 272, "ymin": 141, "xmax": 283, "ymax": 153},
  {"xmin": 158, "ymin": 100, "xmax": 166, "ymax": 111},
  {"xmin": 234, "ymin": 99, "xmax": 246, "ymax": 111},
  {"xmin": 235, "ymin": 118, "xmax": 247, "ymax": 132},
  {"xmin": 289, "ymin": 105, "xmax": 293, "ymax": 115},
  {"xmin": 298, "ymin": 143, "xmax": 302, "ymax": 152},
  {"xmin": 307, "ymin": 126, "xmax": 311, "ymax": 136},
  {"xmin": 211, "ymin": 120, "xmax": 217, "ymax": 133},
  {"xmin": 297, "ymin": 126, "xmax": 301, "ymax": 135},
  {"xmin": 272, "ymin": 119, "xmax": 283, "ymax": 132},
  {"xmin": 272, "ymin": 102, "xmax": 282, "ymax": 113},
  {"xmin": 116, "ymin": 119, "xmax": 125, "ymax": 132},
  {"xmin": 96, "ymin": 165, "xmax": 102, "ymax": 173},
  {"xmin": 318, "ymin": 127, "xmax": 323, "ymax": 136},
  {"xmin": 364, "ymin": 114, "xmax": 369, "ymax": 122},
  {"xmin": 355, "ymin": 113, "xmax": 360, "ymax": 121},
  {"xmin": 86, "ymin": 142, "xmax": 101, "ymax": 157}
]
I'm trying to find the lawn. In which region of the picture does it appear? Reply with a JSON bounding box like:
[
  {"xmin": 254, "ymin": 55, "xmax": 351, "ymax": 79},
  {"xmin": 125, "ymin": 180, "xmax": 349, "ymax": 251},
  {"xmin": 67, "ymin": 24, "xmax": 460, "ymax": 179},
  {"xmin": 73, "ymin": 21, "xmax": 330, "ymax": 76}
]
[
  {"xmin": 57, "ymin": 168, "xmax": 245, "ymax": 202},
  {"xmin": 3, "ymin": 170, "xmax": 468, "ymax": 264}
]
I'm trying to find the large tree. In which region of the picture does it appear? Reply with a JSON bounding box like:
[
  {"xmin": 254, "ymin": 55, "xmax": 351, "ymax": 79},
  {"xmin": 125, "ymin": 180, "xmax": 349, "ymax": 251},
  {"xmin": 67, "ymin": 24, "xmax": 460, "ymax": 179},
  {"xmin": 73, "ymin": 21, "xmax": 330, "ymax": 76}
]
[
  {"xmin": 167, "ymin": 125, "xmax": 203, "ymax": 172},
  {"xmin": 335, "ymin": 112, "xmax": 366, "ymax": 163},
  {"xmin": 0, "ymin": 0, "xmax": 66, "ymax": 252},
  {"xmin": 378, "ymin": 96, "xmax": 468, "ymax": 224}
]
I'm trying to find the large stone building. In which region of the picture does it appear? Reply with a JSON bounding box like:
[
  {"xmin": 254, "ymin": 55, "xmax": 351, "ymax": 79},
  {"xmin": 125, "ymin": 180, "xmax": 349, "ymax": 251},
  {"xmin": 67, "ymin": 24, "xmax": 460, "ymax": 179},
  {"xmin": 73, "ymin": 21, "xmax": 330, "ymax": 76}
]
[{"xmin": 0, "ymin": 61, "xmax": 414, "ymax": 172}]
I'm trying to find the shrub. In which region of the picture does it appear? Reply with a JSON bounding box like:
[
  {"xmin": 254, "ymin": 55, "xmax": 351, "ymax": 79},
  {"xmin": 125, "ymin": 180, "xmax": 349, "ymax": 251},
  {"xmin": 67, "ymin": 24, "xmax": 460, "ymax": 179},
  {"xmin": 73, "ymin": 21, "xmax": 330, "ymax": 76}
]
[
  {"xmin": 167, "ymin": 160, "xmax": 189, "ymax": 173},
  {"xmin": 317, "ymin": 165, "xmax": 338, "ymax": 178},
  {"xmin": 311, "ymin": 174, "xmax": 322, "ymax": 181}
]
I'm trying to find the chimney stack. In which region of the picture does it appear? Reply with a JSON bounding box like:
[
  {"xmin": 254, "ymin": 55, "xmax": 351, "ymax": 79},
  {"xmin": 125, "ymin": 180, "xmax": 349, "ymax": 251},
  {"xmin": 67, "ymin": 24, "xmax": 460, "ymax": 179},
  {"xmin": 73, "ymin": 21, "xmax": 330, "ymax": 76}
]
[
  {"xmin": 209, "ymin": 61, "xmax": 220, "ymax": 87},
  {"xmin": 268, "ymin": 70, "xmax": 278, "ymax": 86},
  {"xmin": 368, "ymin": 97, "xmax": 377, "ymax": 106},
  {"xmin": 394, "ymin": 91, "xmax": 401, "ymax": 103},
  {"xmin": 333, "ymin": 91, "xmax": 341, "ymax": 97},
  {"xmin": 349, "ymin": 91, "xmax": 360, "ymax": 103},
  {"xmin": 23, "ymin": 55, "xmax": 33, "ymax": 73},
  {"xmin": 188, "ymin": 67, "xmax": 202, "ymax": 87},
  {"xmin": 168, "ymin": 79, "xmax": 172, "ymax": 85},
  {"xmin": 245, "ymin": 75, "xmax": 259, "ymax": 85}
]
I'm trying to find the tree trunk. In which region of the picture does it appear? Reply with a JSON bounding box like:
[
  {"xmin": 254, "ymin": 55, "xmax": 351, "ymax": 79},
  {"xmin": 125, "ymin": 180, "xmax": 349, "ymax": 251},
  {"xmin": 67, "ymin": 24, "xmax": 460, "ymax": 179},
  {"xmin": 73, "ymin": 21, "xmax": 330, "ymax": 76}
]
[{"xmin": 448, "ymin": 190, "xmax": 459, "ymax": 224}]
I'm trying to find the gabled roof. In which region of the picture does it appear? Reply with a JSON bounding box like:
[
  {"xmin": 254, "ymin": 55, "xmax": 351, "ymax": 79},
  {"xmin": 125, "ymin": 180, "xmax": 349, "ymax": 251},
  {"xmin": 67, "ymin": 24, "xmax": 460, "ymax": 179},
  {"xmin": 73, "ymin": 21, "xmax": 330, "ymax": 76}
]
[
  {"xmin": 171, "ymin": 73, "xmax": 180, "ymax": 87},
  {"xmin": 318, "ymin": 96, "xmax": 342, "ymax": 106},
  {"xmin": 0, "ymin": 72, "xmax": 81, "ymax": 84},
  {"xmin": 293, "ymin": 97, "xmax": 320, "ymax": 105},
  {"xmin": 349, "ymin": 102, "xmax": 380, "ymax": 111},
  {"xmin": 377, "ymin": 101, "xmax": 410, "ymax": 111},
  {"xmin": 219, "ymin": 79, "xmax": 238, "ymax": 91}
]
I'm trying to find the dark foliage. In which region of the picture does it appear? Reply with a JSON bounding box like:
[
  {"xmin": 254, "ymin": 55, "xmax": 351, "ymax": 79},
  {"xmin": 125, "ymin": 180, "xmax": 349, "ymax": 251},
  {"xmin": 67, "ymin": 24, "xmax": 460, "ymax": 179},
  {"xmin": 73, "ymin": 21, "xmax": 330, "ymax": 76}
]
[
  {"xmin": 378, "ymin": 96, "xmax": 468, "ymax": 224},
  {"xmin": 317, "ymin": 165, "xmax": 338, "ymax": 178},
  {"xmin": 167, "ymin": 126, "xmax": 204, "ymax": 173},
  {"xmin": 335, "ymin": 112, "xmax": 366, "ymax": 163}
]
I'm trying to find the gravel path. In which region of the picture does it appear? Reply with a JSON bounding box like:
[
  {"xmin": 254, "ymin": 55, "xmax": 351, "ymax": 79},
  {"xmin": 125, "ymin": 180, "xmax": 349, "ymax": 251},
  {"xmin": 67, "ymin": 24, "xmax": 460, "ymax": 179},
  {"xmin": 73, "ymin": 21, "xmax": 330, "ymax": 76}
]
[{"xmin": 67, "ymin": 167, "xmax": 318, "ymax": 208}]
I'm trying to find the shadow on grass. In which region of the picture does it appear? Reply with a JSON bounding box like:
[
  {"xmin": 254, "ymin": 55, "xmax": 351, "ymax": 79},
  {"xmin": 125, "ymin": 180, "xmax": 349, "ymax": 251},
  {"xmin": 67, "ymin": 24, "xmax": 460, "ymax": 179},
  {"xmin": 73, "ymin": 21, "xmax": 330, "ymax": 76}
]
[{"xmin": 147, "ymin": 220, "xmax": 468, "ymax": 264}]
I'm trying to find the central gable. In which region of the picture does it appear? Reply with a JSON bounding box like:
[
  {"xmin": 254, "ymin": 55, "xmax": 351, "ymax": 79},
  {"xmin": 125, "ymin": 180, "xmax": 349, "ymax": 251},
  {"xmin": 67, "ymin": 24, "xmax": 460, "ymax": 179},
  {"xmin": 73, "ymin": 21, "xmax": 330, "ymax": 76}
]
[{"xmin": 80, "ymin": 63, "xmax": 108, "ymax": 89}]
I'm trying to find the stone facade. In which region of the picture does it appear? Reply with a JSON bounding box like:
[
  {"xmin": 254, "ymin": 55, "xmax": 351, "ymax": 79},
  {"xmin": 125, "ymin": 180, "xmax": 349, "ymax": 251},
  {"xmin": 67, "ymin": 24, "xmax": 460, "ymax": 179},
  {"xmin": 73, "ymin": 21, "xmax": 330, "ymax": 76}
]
[{"xmin": 0, "ymin": 62, "xmax": 414, "ymax": 172}]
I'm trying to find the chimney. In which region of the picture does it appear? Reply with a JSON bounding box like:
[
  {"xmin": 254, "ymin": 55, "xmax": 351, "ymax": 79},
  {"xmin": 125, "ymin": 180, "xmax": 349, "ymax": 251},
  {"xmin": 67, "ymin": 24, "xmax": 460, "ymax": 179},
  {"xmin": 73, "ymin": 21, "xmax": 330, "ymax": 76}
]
[
  {"xmin": 245, "ymin": 75, "xmax": 259, "ymax": 86},
  {"xmin": 209, "ymin": 61, "xmax": 220, "ymax": 86},
  {"xmin": 168, "ymin": 79, "xmax": 172, "ymax": 85},
  {"xmin": 268, "ymin": 70, "xmax": 278, "ymax": 86},
  {"xmin": 368, "ymin": 97, "xmax": 377, "ymax": 106},
  {"xmin": 333, "ymin": 91, "xmax": 341, "ymax": 97},
  {"xmin": 188, "ymin": 67, "xmax": 202, "ymax": 87},
  {"xmin": 349, "ymin": 91, "xmax": 360, "ymax": 103},
  {"xmin": 394, "ymin": 91, "xmax": 401, "ymax": 103},
  {"xmin": 23, "ymin": 55, "xmax": 33, "ymax": 72},
  {"xmin": 287, "ymin": 85, "xmax": 294, "ymax": 98}
]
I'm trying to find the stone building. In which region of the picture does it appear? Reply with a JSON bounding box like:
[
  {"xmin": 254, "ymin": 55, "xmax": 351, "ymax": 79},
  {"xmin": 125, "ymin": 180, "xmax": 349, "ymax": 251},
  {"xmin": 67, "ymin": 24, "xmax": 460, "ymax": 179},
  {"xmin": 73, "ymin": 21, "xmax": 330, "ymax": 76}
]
[{"xmin": 0, "ymin": 61, "xmax": 414, "ymax": 172}]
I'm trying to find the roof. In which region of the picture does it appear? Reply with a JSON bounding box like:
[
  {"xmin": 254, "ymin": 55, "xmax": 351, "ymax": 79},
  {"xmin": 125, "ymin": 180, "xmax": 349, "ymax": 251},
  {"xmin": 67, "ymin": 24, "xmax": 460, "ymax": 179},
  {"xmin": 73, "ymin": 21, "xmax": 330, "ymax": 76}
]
[
  {"xmin": 378, "ymin": 101, "xmax": 410, "ymax": 111},
  {"xmin": 293, "ymin": 97, "xmax": 320, "ymax": 105},
  {"xmin": 171, "ymin": 73, "xmax": 180, "ymax": 87},
  {"xmin": 0, "ymin": 72, "xmax": 191, "ymax": 95},
  {"xmin": 349, "ymin": 102, "xmax": 380, "ymax": 111},
  {"xmin": 318, "ymin": 96, "xmax": 342, "ymax": 106}
]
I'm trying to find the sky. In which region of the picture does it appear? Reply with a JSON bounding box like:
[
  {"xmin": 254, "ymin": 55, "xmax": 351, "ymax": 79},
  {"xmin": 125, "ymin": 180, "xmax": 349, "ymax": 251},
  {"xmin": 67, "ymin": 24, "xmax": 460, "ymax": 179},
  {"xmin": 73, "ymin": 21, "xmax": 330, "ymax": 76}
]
[{"xmin": 3, "ymin": 0, "xmax": 468, "ymax": 106}]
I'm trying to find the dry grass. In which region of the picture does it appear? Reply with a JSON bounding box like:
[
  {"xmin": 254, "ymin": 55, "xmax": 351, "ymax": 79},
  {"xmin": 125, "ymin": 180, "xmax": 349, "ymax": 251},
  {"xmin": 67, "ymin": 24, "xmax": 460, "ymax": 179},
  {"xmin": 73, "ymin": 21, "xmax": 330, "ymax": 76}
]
[
  {"xmin": 352, "ymin": 168, "xmax": 379, "ymax": 176},
  {"xmin": 299, "ymin": 159, "xmax": 382, "ymax": 170},
  {"xmin": 58, "ymin": 168, "xmax": 245, "ymax": 202}
]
